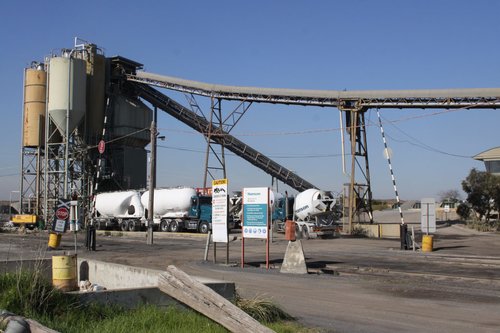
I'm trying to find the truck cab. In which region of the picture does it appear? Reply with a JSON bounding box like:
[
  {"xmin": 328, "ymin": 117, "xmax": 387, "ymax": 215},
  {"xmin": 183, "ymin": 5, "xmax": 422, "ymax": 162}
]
[
  {"xmin": 186, "ymin": 195, "xmax": 212, "ymax": 232},
  {"xmin": 187, "ymin": 195, "xmax": 235, "ymax": 233},
  {"xmin": 272, "ymin": 197, "xmax": 295, "ymax": 232}
]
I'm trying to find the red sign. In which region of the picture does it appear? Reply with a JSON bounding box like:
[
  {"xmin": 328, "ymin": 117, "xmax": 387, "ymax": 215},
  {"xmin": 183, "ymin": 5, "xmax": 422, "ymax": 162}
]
[
  {"xmin": 196, "ymin": 187, "xmax": 212, "ymax": 196},
  {"xmin": 56, "ymin": 207, "xmax": 69, "ymax": 220},
  {"xmin": 98, "ymin": 140, "xmax": 105, "ymax": 154}
]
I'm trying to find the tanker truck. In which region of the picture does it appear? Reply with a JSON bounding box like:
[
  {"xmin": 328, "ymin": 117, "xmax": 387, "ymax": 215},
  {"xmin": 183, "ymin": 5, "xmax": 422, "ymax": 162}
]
[
  {"xmin": 272, "ymin": 189, "xmax": 340, "ymax": 239},
  {"xmin": 141, "ymin": 187, "xmax": 215, "ymax": 233},
  {"xmin": 93, "ymin": 187, "xmax": 232, "ymax": 233}
]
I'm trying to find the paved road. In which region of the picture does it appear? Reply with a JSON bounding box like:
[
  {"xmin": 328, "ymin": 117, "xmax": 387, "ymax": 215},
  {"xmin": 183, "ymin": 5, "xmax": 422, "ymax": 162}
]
[{"xmin": 0, "ymin": 222, "xmax": 499, "ymax": 333}]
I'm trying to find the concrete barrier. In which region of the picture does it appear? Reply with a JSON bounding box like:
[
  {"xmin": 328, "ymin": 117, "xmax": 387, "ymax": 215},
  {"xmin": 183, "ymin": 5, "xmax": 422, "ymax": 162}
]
[
  {"xmin": 354, "ymin": 224, "xmax": 380, "ymax": 238},
  {"xmin": 0, "ymin": 258, "xmax": 236, "ymax": 305},
  {"xmin": 77, "ymin": 258, "xmax": 235, "ymax": 300},
  {"xmin": 379, "ymin": 224, "xmax": 401, "ymax": 238}
]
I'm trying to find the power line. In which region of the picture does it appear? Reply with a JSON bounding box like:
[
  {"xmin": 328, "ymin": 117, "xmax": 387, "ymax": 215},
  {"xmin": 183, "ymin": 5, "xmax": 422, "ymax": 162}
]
[
  {"xmin": 157, "ymin": 106, "xmax": 479, "ymax": 137},
  {"xmin": 157, "ymin": 144, "xmax": 342, "ymax": 159},
  {"xmin": 373, "ymin": 112, "xmax": 473, "ymax": 159}
]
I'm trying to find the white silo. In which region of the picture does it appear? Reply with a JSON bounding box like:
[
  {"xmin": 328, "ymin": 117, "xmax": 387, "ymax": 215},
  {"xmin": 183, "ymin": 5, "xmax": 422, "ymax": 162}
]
[{"xmin": 48, "ymin": 56, "xmax": 87, "ymax": 137}]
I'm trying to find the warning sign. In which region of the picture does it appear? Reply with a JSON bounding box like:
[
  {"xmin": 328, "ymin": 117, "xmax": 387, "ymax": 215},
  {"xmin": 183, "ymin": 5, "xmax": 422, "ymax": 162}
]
[
  {"xmin": 52, "ymin": 199, "xmax": 70, "ymax": 233},
  {"xmin": 56, "ymin": 207, "xmax": 69, "ymax": 220}
]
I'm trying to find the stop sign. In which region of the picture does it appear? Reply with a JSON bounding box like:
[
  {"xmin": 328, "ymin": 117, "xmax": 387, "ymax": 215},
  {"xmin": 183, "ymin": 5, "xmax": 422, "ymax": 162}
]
[
  {"xmin": 56, "ymin": 207, "xmax": 69, "ymax": 220},
  {"xmin": 98, "ymin": 140, "xmax": 105, "ymax": 154}
]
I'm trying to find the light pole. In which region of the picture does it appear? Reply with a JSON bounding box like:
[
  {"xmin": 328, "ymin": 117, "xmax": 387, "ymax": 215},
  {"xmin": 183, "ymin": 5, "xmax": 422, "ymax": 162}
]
[
  {"xmin": 147, "ymin": 107, "xmax": 157, "ymax": 245},
  {"xmin": 9, "ymin": 190, "xmax": 20, "ymax": 221}
]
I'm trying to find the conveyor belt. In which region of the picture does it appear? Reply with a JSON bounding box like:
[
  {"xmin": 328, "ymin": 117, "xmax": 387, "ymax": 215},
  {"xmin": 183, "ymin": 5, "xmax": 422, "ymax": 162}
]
[
  {"xmin": 127, "ymin": 71, "xmax": 500, "ymax": 109},
  {"xmin": 131, "ymin": 82, "xmax": 317, "ymax": 192}
]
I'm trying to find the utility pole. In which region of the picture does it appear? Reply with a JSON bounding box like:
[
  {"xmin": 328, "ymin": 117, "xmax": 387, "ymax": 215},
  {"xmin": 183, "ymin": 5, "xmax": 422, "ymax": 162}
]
[{"xmin": 147, "ymin": 107, "xmax": 157, "ymax": 245}]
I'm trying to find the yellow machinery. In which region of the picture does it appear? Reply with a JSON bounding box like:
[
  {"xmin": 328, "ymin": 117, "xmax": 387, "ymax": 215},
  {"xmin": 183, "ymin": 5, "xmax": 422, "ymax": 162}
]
[{"xmin": 11, "ymin": 214, "xmax": 38, "ymax": 229}]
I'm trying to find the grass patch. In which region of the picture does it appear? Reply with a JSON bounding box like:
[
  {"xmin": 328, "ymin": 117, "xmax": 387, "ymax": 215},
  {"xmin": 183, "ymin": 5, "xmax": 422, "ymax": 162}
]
[
  {"xmin": 235, "ymin": 294, "xmax": 294, "ymax": 323},
  {"xmin": 0, "ymin": 269, "xmax": 225, "ymax": 333},
  {"xmin": 0, "ymin": 268, "xmax": 319, "ymax": 332},
  {"xmin": 58, "ymin": 305, "xmax": 228, "ymax": 333}
]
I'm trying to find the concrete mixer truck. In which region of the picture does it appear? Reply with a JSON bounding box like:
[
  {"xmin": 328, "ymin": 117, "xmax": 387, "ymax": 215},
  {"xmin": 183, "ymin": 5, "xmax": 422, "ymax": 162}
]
[
  {"xmin": 93, "ymin": 187, "xmax": 233, "ymax": 233},
  {"xmin": 272, "ymin": 189, "xmax": 340, "ymax": 239}
]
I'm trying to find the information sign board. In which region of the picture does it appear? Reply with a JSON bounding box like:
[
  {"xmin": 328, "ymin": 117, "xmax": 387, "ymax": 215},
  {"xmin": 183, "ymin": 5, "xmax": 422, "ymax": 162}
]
[
  {"xmin": 421, "ymin": 197, "xmax": 436, "ymax": 233},
  {"xmin": 212, "ymin": 179, "xmax": 228, "ymax": 243},
  {"xmin": 242, "ymin": 187, "xmax": 269, "ymax": 239}
]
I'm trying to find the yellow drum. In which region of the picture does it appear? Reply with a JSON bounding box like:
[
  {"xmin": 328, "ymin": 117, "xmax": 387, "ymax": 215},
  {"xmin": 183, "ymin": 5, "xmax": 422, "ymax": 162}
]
[
  {"xmin": 52, "ymin": 255, "xmax": 78, "ymax": 292},
  {"xmin": 422, "ymin": 235, "xmax": 434, "ymax": 252},
  {"xmin": 48, "ymin": 232, "xmax": 62, "ymax": 249}
]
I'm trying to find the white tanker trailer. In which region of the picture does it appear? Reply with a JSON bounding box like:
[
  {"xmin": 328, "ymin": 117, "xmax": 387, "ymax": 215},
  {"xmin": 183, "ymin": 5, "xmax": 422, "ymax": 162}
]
[
  {"xmin": 93, "ymin": 187, "xmax": 232, "ymax": 233},
  {"xmin": 141, "ymin": 187, "xmax": 221, "ymax": 233},
  {"xmin": 93, "ymin": 190, "xmax": 145, "ymax": 231}
]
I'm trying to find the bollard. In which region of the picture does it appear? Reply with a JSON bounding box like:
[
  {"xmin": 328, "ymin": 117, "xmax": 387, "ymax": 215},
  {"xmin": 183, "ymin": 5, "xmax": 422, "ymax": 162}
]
[
  {"xmin": 422, "ymin": 235, "xmax": 434, "ymax": 252},
  {"xmin": 400, "ymin": 224, "xmax": 408, "ymax": 250},
  {"xmin": 86, "ymin": 225, "xmax": 96, "ymax": 251}
]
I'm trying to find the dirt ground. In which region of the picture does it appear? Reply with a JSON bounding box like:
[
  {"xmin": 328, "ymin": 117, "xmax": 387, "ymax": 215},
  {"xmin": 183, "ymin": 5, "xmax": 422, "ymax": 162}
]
[{"xmin": 1, "ymin": 221, "xmax": 499, "ymax": 333}]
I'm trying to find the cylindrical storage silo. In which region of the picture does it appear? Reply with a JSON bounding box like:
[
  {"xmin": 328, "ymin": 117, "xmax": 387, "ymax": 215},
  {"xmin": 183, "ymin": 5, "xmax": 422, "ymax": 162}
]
[
  {"xmin": 48, "ymin": 56, "xmax": 87, "ymax": 137},
  {"xmin": 23, "ymin": 67, "xmax": 47, "ymax": 147},
  {"xmin": 84, "ymin": 49, "xmax": 106, "ymax": 143}
]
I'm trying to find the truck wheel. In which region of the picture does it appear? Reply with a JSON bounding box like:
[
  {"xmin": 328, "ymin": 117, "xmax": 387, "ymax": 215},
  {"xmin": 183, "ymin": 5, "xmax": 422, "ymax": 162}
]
[
  {"xmin": 302, "ymin": 226, "xmax": 310, "ymax": 240},
  {"xmin": 120, "ymin": 221, "xmax": 129, "ymax": 232},
  {"xmin": 128, "ymin": 220, "xmax": 137, "ymax": 232},
  {"xmin": 169, "ymin": 220, "xmax": 179, "ymax": 232},
  {"xmin": 199, "ymin": 221, "xmax": 210, "ymax": 234},
  {"xmin": 295, "ymin": 224, "xmax": 302, "ymax": 240},
  {"xmin": 160, "ymin": 220, "xmax": 169, "ymax": 232}
]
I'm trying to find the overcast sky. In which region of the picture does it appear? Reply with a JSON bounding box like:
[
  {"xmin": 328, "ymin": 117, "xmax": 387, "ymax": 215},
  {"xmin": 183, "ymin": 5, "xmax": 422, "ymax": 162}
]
[{"xmin": 0, "ymin": 0, "xmax": 499, "ymax": 201}]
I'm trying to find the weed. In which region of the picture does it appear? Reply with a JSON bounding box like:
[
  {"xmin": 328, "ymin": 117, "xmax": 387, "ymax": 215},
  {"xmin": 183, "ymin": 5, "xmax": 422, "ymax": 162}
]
[
  {"xmin": 351, "ymin": 224, "xmax": 368, "ymax": 237},
  {"xmin": 235, "ymin": 293, "xmax": 294, "ymax": 323}
]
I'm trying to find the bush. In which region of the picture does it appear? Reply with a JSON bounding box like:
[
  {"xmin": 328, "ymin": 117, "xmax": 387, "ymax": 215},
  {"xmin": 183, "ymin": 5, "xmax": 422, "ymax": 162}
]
[
  {"xmin": 235, "ymin": 294, "xmax": 293, "ymax": 323},
  {"xmin": 351, "ymin": 224, "xmax": 368, "ymax": 237},
  {"xmin": 0, "ymin": 268, "xmax": 69, "ymax": 317},
  {"xmin": 456, "ymin": 203, "xmax": 471, "ymax": 220}
]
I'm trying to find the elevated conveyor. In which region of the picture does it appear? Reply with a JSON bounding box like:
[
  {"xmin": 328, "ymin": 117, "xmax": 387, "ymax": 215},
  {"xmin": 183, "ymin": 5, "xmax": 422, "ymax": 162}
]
[
  {"xmin": 128, "ymin": 71, "xmax": 500, "ymax": 109},
  {"xmin": 126, "ymin": 68, "xmax": 500, "ymax": 228},
  {"xmin": 130, "ymin": 82, "xmax": 317, "ymax": 192}
]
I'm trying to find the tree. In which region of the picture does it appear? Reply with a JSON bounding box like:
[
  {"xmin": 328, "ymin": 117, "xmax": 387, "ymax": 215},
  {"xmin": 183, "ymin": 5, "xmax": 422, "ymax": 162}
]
[
  {"xmin": 461, "ymin": 168, "xmax": 500, "ymax": 221},
  {"xmin": 456, "ymin": 203, "xmax": 471, "ymax": 220},
  {"xmin": 438, "ymin": 189, "xmax": 461, "ymax": 202}
]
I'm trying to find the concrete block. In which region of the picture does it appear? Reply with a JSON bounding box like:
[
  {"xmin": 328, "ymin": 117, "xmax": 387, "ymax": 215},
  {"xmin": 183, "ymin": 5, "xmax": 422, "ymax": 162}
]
[
  {"xmin": 380, "ymin": 224, "xmax": 401, "ymax": 238},
  {"xmin": 280, "ymin": 240, "xmax": 308, "ymax": 274}
]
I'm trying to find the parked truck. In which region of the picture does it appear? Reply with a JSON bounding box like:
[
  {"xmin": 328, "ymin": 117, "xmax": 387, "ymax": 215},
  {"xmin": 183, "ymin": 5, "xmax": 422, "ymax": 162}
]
[
  {"xmin": 272, "ymin": 189, "xmax": 340, "ymax": 239},
  {"xmin": 141, "ymin": 187, "xmax": 214, "ymax": 233},
  {"xmin": 93, "ymin": 187, "xmax": 232, "ymax": 233}
]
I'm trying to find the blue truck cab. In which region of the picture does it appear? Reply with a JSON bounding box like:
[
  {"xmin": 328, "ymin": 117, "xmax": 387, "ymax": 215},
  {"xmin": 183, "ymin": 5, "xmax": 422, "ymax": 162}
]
[{"xmin": 187, "ymin": 195, "xmax": 213, "ymax": 233}]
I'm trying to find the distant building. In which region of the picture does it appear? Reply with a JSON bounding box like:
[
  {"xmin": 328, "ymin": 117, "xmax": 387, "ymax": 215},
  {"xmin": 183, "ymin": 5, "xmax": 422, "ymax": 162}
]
[{"xmin": 473, "ymin": 147, "xmax": 500, "ymax": 175}]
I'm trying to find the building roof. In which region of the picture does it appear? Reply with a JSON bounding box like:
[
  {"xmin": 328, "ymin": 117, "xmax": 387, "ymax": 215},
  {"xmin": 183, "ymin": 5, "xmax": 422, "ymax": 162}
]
[{"xmin": 473, "ymin": 147, "xmax": 500, "ymax": 161}]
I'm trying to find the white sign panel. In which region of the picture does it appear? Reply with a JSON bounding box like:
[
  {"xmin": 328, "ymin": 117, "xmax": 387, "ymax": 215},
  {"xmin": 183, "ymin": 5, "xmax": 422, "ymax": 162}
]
[
  {"xmin": 212, "ymin": 179, "xmax": 228, "ymax": 243},
  {"xmin": 420, "ymin": 198, "xmax": 436, "ymax": 233},
  {"xmin": 242, "ymin": 187, "xmax": 269, "ymax": 239}
]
